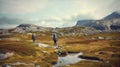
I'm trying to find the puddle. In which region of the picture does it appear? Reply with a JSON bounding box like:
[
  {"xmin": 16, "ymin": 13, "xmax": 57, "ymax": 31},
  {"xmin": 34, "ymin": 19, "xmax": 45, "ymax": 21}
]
[
  {"xmin": 33, "ymin": 43, "xmax": 102, "ymax": 67},
  {"xmin": 53, "ymin": 52, "xmax": 84, "ymax": 67}
]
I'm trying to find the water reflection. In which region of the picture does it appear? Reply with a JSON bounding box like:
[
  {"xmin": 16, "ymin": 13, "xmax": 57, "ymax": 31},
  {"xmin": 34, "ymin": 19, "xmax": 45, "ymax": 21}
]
[{"xmin": 54, "ymin": 52, "xmax": 84, "ymax": 67}]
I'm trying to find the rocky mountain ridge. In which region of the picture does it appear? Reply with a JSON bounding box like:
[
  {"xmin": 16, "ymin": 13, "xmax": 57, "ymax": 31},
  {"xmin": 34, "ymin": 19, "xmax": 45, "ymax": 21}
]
[
  {"xmin": 103, "ymin": 11, "xmax": 120, "ymax": 20},
  {"xmin": 11, "ymin": 24, "xmax": 53, "ymax": 33},
  {"xmin": 76, "ymin": 11, "xmax": 120, "ymax": 31},
  {"xmin": 0, "ymin": 24, "xmax": 100, "ymax": 37}
]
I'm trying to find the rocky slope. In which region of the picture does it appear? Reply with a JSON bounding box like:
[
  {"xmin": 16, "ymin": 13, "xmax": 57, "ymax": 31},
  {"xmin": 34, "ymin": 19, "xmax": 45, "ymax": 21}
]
[
  {"xmin": 1, "ymin": 24, "xmax": 98, "ymax": 36},
  {"xmin": 53, "ymin": 26, "xmax": 100, "ymax": 37},
  {"xmin": 11, "ymin": 24, "xmax": 53, "ymax": 33},
  {"xmin": 103, "ymin": 11, "xmax": 120, "ymax": 20},
  {"xmin": 76, "ymin": 11, "xmax": 120, "ymax": 31}
]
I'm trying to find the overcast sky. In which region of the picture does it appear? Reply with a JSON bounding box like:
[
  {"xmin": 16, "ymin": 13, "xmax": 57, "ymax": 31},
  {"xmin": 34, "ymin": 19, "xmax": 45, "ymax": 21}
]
[{"xmin": 0, "ymin": 0, "xmax": 120, "ymax": 28}]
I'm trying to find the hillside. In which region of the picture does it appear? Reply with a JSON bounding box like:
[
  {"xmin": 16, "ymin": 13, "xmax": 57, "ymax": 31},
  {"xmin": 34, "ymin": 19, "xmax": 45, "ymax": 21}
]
[
  {"xmin": 11, "ymin": 24, "xmax": 53, "ymax": 33},
  {"xmin": 76, "ymin": 11, "xmax": 120, "ymax": 31},
  {"xmin": 0, "ymin": 24, "xmax": 100, "ymax": 37}
]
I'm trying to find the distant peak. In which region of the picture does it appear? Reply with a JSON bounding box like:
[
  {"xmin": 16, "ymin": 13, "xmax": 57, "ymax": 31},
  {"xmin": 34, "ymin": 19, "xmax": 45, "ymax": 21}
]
[
  {"xmin": 104, "ymin": 11, "xmax": 120, "ymax": 19},
  {"xmin": 112, "ymin": 11, "xmax": 120, "ymax": 15}
]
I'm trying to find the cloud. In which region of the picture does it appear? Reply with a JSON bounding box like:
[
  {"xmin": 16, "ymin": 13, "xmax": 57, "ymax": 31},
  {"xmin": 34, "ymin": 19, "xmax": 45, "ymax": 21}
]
[
  {"xmin": 0, "ymin": 0, "xmax": 120, "ymax": 28},
  {"xmin": 70, "ymin": 0, "xmax": 120, "ymax": 19},
  {"xmin": 0, "ymin": 17, "xmax": 33, "ymax": 28},
  {"xmin": 51, "ymin": 17, "xmax": 63, "ymax": 21},
  {"xmin": 0, "ymin": 0, "xmax": 48, "ymax": 14},
  {"xmin": 37, "ymin": 20, "xmax": 64, "ymax": 28},
  {"xmin": 36, "ymin": 13, "xmax": 92, "ymax": 28}
]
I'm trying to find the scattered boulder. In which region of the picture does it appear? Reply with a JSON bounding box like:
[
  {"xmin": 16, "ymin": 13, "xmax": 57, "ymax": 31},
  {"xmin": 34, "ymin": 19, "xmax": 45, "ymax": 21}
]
[
  {"xmin": 1, "ymin": 64, "xmax": 11, "ymax": 67},
  {"xmin": 0, "ymin": 52, "xmax": 14, "ymax": 60},
  {"xmin": 51, "ymin": 62, "xmax": 57, "ymax": 65},
  {"xmin": 97, "ymin": 36, "xmax": 104, "ymax": 39}
]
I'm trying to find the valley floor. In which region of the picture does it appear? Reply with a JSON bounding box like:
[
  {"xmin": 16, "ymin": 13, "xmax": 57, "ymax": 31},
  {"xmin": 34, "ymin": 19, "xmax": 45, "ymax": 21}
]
[{"xmin": 0, "ymin": 32, "xmax": 120, "ymax": 67}]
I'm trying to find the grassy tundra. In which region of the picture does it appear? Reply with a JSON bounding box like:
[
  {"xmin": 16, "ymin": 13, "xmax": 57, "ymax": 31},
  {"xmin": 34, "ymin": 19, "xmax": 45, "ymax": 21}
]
[{"xmin": 0, "ymin": 32, "xmax": 120, "ymax": 67}]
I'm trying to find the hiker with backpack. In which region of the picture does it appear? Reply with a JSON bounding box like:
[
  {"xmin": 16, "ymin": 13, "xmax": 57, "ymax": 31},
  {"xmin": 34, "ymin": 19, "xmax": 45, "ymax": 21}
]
[
  {"xmin": 32, "ymin": 33, "xmax": 36, "ymax": 42},
  {"xmin": 53, "ymin": 33, "xmax": 57, "ymax": 46}
]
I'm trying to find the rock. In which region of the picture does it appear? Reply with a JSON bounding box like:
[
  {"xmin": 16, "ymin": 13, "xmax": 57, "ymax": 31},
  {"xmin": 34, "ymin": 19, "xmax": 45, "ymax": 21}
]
[
  {"xmin": 98, "ymin": 36, "xmax": 104, "ymax": 39},
  {"xmin": 35, "ymin": 65, "xmax": 40, "ymax": 67},
  {"xmin": 42, "ymin": 51, "xmax": 47, "ymax": 53},
  {"xmin": 1, "ymin": 64, "xmax": 11, "ymax": 67},
  {"xmin": 57, "ymin": 51, "xmax": 67, "ymax": 57},
  {"xmin": 78, "ymin": 55, "xmax": 103, "ymax": 61},
  {"xmin": 0, "ymin": 52, "xmax": 14, "ymax": 60},
  {"xmin": 34, "ymin": 43, "xmax": 49, "ymax": 47},
  {"xmin": 51, "ymin": 62, "xmax": 57, "ymax": 65},
  {"xmin": 98, "ymin": 51, "xmax": 106, "ymax": 54}
]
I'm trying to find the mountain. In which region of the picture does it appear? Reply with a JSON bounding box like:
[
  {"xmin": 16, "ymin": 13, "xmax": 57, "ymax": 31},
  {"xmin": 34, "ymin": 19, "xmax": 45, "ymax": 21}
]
[
  {"xmin": 0, "ymin": 11, "xmax": 120, "ymax": 35},
  {"xmin": 4, "ymin": 24, "xmax": 99, "ymax": 36},
  {"xmin": 76, "ymin": 20, "xmax": 105, "ymax": 30},
  {"xmin": 76, "ymin": 20, "xmax": 95, "ymax": 26},
  {"xmin": 76, "ymin": 11, "xmax": 120, "ymax": 31},
  {"xmin": 11, "ymin": 24, "xmax": 53, "ymax": 33},
  {"xmin": 52, "ymin": 26, "xmax": 100, "ymax": 37},
  {"xmin": 103, "ymin": 11, "xmax": 120, "ymax": 20}
]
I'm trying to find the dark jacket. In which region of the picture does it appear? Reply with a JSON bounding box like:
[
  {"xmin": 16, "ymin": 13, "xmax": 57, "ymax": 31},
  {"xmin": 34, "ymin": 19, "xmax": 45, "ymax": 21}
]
[
  {"xmin": 32, "ymin": 34, "xmax": 35, "ymax": 40},
  {"xmin": 53, "ymin": 34, "xmax": 57, "ymax": 41}
]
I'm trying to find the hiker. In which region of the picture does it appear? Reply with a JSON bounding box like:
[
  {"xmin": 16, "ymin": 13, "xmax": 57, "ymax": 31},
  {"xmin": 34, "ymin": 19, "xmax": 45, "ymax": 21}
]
[
  {"xmin": 32, "ymin": 33, "xmax": 36, "ymax": 42},
  {"xmin": 53, "ymin": 33, "xmax": 57, "ymax": 46}
]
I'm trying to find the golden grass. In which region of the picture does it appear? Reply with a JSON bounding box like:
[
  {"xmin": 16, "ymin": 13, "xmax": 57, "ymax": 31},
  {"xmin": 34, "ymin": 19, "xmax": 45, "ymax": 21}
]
[
  {"xmin": 86, "ymin": 32, "xmax": 120, "ymax": 39},
  {"xmin": 0, "ymin": 39, "xmax": 57, "ymax": 66},
  {"xmin": 0, "ymin": 41, "xmax": 37, "ymax": 56},
  {"xmin": 0, "ymin": 32, "xmax": 120, "ymax": 67}
]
